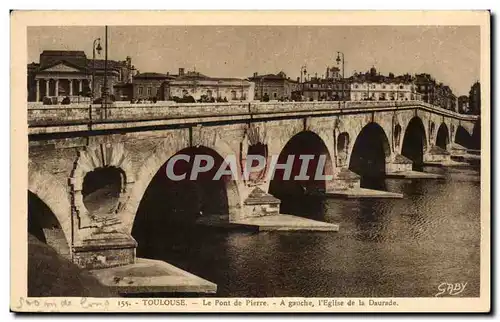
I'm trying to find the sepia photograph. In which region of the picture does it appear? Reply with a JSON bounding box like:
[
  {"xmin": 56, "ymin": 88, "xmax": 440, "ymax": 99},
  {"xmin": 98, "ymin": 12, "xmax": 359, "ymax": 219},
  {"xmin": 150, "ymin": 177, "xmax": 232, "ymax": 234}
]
[{"xmin": 10, "ymin": 10, "xmax": 490, "ymax": 313}]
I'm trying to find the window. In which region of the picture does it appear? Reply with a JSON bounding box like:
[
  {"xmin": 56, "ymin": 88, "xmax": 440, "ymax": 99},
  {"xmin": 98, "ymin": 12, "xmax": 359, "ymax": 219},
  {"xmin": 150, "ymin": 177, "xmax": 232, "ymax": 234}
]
[
  {"xmin": 147, "ymin": 87, "xmax": 152, "ymax": 96},
  {"xmin": 138, "ymin": 87, "xmax": 143, "ymax": 95},
  {"xmin": 399, "ymin": 85, "xmax": 404, "ymax": 89},
  {"xmin": 382, "ymin": 85, "xmax": 386, "ymax": 89},
  {"xmin": 273, "ymin": 92, "xmax": 277, "ymax": 98},
  {"xmin": 354, "ymin": 84, "xmax": 359, "ymax": 89},
  {"xmin": 231, "ymin": 90, "xmax": 237, "ymax": 100}
]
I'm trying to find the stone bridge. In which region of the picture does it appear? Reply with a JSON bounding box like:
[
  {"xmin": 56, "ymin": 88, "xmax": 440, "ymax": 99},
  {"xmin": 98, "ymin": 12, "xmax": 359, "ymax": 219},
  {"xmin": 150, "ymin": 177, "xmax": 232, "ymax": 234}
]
[{"xmin": 27, "ymin": 100, "xmax": 480, "ymax": 276}]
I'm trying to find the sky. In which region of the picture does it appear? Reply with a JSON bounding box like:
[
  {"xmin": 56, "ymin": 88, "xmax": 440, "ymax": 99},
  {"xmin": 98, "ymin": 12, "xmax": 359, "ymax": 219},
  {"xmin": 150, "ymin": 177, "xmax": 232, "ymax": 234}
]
[{"xmin": 27, "ymin": 26, "xmax": 480, "ymax": 96}]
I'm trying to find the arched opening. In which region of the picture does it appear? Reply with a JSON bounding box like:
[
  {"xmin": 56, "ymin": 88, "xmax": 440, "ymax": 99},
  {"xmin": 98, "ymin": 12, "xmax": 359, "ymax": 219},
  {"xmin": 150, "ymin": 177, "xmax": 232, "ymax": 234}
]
[
  {"xmin": 268, "ymin": 131, "xmax": 333, "ymax": 218},
  {"xmin": 401, "ymin": 117, "xmax": 427, "ymax": 171},
  {"xmin": 131, "ymin": 146, "xmax": 238, "ymax": 262},
  {"xmin": 436, "ymin": 123, "xmax": 450, "ymax": 150},
  {"xmin": 245, "ymin": 142, "xmax": 268, "ymax": 183},
  {"xmin": 393, "ymin": 124, "xmax": 402, "ymax": 150},
  {"xmin": 336, "ymin": 132, "xmax": 350, "ymax": 167},
  {"xmin": 349, "ymin": 122, "xmax": 391, "ymax": 189},
  {"xmin": 269, "ymin": 131, "xmax": 333, "ymax": 197},
  {"xmin": 430, "ymin": 122, "xmax": 436, "ymax": 140},
  {"xmin": 471, "ymin": 121, "xmax": 481, "ymax": 150},
  {"xmin": 28, "ymin": 191, "xmax": 70, "ymax": 258},
  {"xmin": 82, "ymin": 166, "xmax": 124, "ymax": 215},
  {"xmin": 455, "ymin": 125, "xmax": 472, "ymax": 149}
]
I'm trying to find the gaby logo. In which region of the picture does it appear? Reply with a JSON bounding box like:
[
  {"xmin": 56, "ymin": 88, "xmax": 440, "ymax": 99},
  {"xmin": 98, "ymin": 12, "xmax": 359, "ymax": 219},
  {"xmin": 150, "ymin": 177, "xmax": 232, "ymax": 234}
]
[{"xmin": 164, "ymin": 154, "xmax": 333, "ymax": 181}]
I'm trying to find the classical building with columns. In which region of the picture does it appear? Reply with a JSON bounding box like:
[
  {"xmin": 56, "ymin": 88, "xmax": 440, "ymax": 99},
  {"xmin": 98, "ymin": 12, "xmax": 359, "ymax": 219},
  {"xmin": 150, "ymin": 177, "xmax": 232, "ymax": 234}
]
[{"xmin": 28, "ymin": 50, "xmax": 136, "ymax": 103}]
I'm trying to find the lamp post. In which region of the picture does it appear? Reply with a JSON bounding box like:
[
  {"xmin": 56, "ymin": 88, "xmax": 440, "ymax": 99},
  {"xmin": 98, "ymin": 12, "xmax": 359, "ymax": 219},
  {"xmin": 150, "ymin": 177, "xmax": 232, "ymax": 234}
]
[
  {"xmin": 260, "ymin": 76, "xmax": 265, "ymax": 101},
  {"xmin": 336, "ymin": 52, "xmax": 345, "ymax": 100},
  {"xmin": 300, "ymin": 65, "xmax": 307, "ymax": 97},
  {"xmin": 101, "ymin": 25, "xmax": 109, "ymax": 114},
  {"xmin": 91, "ymin": 38, "xmax": 102, "ymax": 99}
]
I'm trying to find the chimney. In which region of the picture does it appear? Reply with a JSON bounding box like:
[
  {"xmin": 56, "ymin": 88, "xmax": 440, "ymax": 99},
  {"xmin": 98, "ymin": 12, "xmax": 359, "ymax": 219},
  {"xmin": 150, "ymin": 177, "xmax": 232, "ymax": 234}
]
[
  {"xmin": 253, "ymin": 72, "xmax": 258, "ymax": 77},
  {"xmin": 179, "ymin": 68, "xmax": 185, "ymax": 76}
]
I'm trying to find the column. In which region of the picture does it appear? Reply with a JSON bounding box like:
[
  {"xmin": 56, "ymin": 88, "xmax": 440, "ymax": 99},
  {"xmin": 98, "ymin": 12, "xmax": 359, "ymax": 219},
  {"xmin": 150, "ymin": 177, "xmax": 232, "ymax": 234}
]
[
  {"xmin": 69, "ymin": 79, "xmax": 73, "ymax": 96},
  {"xmin": 55, "ymin": 79, "xmax": 59, "ymax": 97},
  {"xmin": 35, "ymin": 79, "xmax": 40, "ymax": 102},
  {"xmin": 45, "ymin": 79, "xmax": 50, "ymax": 97},
  {"xmin": 78, "ymin": 79, "xmax": 83, "ymax": 93}
]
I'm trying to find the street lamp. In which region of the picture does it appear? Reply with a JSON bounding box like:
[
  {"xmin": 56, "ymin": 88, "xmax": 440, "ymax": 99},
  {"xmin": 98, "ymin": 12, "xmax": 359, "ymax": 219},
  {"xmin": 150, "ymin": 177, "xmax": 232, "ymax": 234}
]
[
  {"xmin": 336, "ymin": 52, "xmax": 345, "ymax": 100},
  {"xmin": 101, "ymin": 25, "xmax": 110, "ymax": 113},
  {"xmin": 91, "ymin": 38, "xmax": 102, "ymax": 99},
  {"xmin": 260, "ymin": 76, "xmax": 265, "ymax": 101}
]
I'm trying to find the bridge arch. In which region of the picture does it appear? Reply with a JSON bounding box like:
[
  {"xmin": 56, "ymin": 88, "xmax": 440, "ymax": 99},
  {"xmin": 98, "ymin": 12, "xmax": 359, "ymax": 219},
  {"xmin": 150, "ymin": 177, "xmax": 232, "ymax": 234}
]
[
  {"xmin": 124, "ymin": 135, "xmax": 243, "ymax": 232},
  {"xmin": 401, "ymin": 116, "xmax": 428, "ymax": 170},
  {"xmin": 454, "ymin": 125, "xmax": 472, "ymax": 148},
  {"xmin": 348, "ymin": 122, "xmax": 391, "ymax": 188},
  {"xmin": 269, "ymin": 130, "xmax": 334, "ymax": 198},
  {"xmin": 436, "ymin": 123, "xmax": 450, "ymax": 150},
  {"xmin": 28, "ymin": 167, "xmax": 72, "ymax": 251},
  {"xmin": 471, "ymin": 121, "xmax": 481, "ymax": 150},
  {"xmin": 28, "ymin": 191, "xmax": 71, "ymax": 259},
  {"xmin": 131, "ymin": 144, "xmax": 243, "ymax": 257}
]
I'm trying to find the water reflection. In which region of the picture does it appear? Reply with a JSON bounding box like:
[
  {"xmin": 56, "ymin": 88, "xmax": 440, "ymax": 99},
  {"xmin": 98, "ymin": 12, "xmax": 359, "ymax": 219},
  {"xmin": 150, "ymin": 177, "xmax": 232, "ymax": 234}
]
[{"xmin": 134, "ymin": 165, "xmax": 480, "ymax": 298}]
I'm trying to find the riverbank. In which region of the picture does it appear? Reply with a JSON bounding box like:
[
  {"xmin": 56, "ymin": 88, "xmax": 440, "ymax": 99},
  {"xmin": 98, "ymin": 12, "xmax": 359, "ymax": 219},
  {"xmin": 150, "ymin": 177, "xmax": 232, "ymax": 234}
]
[{"xmin": 27, "ymin": 234, "xmax": 116, "ymax": 297}]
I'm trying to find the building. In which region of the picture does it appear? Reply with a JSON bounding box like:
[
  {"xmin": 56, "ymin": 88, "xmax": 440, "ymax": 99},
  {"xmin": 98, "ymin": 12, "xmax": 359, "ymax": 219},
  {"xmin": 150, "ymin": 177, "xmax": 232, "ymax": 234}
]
[
  {"xmin": 434, "ymin": 84, "xmax": 457, "ymax": 112},
  {"xmin": 458, "ymin": 95, "xmax": 470, "ymax": 114},
  {"xmin": 248, "ymin": 72, "xmax": 300, "ymax": 101},
  {"xmin": 348, "ymin": 67, "xmax": 419, "ymax": 101},
  {"xmin": 27, "ymin": 50, "xmax": 136, "ymax": 103},
  {"xmin": 415, "ymin": 73, "xmax": 437, "ymax": 105},
  {"xmin": 469, "ymin": 81, "xmax": 481, "ymax": 115},
  {"xmin": 414, "ymin": 73, "xmax": 457, "ymax": 111},
  {"xmin": 164, "ymin": 68, "xmax": 255, "ymax": 102},
  {"xmin": 300, "ymin": 77, "xmax": 350, "ymax": 101},
  {"xmin": 132, "ymin": 72, "xmax": 175, "ymax": 101},
  {"xmin": 298, "ymin": 66, "xmax": 422, "ymax": 102},
  {"xmin": 325, "ymin": 66, "xmax": 342, "ymax": 80}
]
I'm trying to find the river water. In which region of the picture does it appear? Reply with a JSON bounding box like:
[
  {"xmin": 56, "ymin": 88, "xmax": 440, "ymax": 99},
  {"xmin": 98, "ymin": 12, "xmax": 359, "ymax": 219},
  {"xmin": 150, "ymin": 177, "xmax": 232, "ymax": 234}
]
[{"xmin": 136, "ymin": 164, "xmax": 481, "ymax": 298}]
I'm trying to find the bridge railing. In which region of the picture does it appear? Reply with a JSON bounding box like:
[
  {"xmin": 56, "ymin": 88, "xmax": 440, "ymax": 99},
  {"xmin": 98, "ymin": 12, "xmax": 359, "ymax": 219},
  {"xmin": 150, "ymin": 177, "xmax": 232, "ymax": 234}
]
[{"xmin": 27, "ymin": 100, "xmax": 479, "ymax": 126}]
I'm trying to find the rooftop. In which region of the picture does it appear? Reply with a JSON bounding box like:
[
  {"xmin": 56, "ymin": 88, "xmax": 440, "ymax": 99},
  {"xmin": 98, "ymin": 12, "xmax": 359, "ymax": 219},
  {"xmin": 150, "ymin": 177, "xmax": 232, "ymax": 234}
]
[{"xmin": 134, "ymin": 72, "xmax": 172, "ymax": 79}]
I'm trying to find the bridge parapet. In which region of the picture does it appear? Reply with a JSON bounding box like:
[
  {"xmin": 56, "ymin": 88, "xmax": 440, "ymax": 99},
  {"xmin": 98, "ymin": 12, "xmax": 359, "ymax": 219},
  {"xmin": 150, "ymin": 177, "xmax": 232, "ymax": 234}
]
[{"xmin": 28, "ymin": 100, "xmax": 479, "ymax": 127}]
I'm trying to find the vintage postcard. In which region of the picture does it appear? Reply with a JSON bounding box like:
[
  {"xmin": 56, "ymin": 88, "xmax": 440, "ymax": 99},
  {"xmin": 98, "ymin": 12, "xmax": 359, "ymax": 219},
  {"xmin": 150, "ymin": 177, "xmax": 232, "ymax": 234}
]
[{"xmin": 10, "ymin": 10, "xmax": 490, "ymax": 313}]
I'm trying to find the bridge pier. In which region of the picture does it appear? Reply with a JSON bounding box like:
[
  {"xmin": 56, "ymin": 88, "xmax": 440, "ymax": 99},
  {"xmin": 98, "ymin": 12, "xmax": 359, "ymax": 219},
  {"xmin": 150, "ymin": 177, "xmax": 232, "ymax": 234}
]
[
  {"xmin": 324, "ymin": 167, "xmax": 403, "ymax": 199},
  {"xmin": 424, "ymin": 145, "xmax": 468, "ymax": 167},
  {"xmin": 385, "ymin": 153, "xmax": 444, "ymax": 179},
  {"xmin": 72, "ymin": 231, "xmax": 137, "ymax": 270},
  {"xmin": 197, "ymin": 184, "xmax": 339, "ymax": 231}
]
